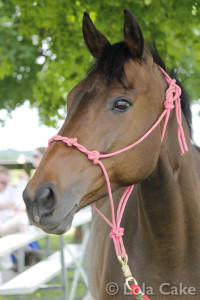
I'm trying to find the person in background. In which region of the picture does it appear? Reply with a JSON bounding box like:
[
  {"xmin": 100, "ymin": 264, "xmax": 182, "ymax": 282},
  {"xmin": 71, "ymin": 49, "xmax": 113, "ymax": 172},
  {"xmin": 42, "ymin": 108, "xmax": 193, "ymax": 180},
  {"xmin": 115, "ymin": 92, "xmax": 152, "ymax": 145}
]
[
  {"xmin": 32, "ymin": 147, "xmax": 46, "ymax": 169},
  {"xmin": 0, "ymin": 166, "xmax": 27, "ymax": 270},
  {"xmin": 0, "ymin": 166, "xmax": 42, "ymax": 270},
  {"xmin": 0, "ymin": 166, "xmax": 24, "ymax": 236},
  {"xmin": 0, "ymin": 166, "xmax": 14, "ymax": 216}
]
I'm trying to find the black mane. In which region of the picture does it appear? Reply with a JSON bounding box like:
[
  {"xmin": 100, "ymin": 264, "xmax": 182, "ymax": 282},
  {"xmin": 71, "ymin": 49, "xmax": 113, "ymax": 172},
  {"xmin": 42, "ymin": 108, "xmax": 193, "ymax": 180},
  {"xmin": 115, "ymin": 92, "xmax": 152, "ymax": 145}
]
[{"xmin": 88, "ymin": 41, "xmax": 192, "ymax": 136}]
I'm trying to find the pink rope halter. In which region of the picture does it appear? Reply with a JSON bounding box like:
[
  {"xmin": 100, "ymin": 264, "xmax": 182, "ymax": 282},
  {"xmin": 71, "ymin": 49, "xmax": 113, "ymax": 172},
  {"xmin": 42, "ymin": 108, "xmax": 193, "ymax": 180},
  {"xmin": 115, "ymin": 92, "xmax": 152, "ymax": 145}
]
[{"xmin": 48, "ymin": 66, "xmax": 188, "ymax": 299}]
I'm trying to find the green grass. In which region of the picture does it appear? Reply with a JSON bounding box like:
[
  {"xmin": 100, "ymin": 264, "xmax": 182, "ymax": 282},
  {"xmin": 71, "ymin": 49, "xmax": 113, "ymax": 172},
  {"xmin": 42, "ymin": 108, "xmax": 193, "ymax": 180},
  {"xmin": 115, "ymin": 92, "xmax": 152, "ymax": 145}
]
[{"xmin": 0, "ymin": 231, "xmax": 87, "ymax": 300}]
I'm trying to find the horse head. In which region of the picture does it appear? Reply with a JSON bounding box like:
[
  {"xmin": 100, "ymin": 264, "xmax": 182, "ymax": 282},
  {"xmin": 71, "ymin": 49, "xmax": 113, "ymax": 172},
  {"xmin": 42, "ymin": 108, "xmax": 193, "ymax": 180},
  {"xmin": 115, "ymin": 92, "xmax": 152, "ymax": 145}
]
[{"xmin": 23, "ymin": 10, "xmax": 173, "ymax": 234}]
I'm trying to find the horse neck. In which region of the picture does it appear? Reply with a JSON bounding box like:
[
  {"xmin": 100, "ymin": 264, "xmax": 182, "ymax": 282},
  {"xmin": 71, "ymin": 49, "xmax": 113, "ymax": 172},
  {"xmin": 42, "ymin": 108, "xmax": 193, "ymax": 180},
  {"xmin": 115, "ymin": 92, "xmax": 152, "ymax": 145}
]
[{"xmin": 135, "ymin": 113, "xmax": 200, "ymax": 265}]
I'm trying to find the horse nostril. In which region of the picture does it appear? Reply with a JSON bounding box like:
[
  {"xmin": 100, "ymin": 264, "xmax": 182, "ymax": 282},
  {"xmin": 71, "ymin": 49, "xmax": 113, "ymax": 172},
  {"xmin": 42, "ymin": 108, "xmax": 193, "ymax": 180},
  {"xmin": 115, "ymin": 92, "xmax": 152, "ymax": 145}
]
[
  {"xmin": 38, "ymin": 187, "xmax": 57, "ymax": 217},
  {"xmin": 38, "ymin": 188, "xmax": 51, "ymax": 201}
]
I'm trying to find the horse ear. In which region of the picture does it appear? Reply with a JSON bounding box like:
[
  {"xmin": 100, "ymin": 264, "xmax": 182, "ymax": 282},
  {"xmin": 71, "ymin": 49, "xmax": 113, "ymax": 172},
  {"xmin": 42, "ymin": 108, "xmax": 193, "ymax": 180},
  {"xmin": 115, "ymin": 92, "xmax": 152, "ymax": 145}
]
[
  {"xmin": 123, "ymin": 9, "xmax": 144, "ymax": 59},
  {"xmin": 82, "ymin": 12, "xmax": 110, "ymax": 58}
]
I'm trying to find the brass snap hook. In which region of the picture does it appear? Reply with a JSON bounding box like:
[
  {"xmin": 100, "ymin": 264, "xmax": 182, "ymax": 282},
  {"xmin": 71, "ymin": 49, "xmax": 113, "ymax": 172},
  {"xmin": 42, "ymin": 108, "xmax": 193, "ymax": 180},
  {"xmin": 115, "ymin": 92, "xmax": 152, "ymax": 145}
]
[{"xmin": 117, "ymin": 254, "xmax": 138, "ymax": 289}]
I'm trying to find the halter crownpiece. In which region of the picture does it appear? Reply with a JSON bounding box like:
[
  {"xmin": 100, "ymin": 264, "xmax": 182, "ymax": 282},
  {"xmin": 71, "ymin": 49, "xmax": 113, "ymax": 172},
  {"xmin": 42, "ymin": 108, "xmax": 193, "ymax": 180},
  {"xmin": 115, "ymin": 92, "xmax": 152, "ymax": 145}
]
[{"xmin": 47, "ymin": 66, "xmax": 188, "ymax": 299}]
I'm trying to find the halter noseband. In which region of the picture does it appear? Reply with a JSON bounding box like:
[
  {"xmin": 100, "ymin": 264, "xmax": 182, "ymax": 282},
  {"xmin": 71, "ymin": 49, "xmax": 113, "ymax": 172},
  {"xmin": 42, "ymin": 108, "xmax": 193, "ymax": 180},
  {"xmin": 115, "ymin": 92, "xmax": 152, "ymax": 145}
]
[{"xmin": 47, "ymin": 66, "xmax": 188, "ymax": 299}]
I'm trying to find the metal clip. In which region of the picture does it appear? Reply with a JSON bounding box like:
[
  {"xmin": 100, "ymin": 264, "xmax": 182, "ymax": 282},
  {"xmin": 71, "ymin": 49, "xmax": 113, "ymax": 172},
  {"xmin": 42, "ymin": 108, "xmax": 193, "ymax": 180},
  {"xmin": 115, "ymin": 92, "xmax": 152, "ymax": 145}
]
[
  {"xmin": 118, "ymin": 254, "xmax": 149, "ymax": 299},
  {"xmin": 118, "ymin": 254, "xmax": 138, "ymax": 290}
]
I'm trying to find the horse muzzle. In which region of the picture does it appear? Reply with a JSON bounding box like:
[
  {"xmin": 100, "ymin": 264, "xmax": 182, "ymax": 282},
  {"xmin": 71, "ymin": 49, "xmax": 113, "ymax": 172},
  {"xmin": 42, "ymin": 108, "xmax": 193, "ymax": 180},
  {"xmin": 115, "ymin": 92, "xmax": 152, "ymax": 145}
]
[{"xmin": 23, "ymin": 182, "xmax": 78, "ymax": 234}]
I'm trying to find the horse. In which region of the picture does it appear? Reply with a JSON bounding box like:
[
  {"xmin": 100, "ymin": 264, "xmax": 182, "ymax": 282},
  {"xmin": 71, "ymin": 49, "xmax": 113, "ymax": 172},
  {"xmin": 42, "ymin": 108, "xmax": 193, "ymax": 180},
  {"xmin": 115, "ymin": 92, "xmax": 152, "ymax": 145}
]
[{"xmin": 23, "ymin": 9, "xmax": 200, "ymax": 300}]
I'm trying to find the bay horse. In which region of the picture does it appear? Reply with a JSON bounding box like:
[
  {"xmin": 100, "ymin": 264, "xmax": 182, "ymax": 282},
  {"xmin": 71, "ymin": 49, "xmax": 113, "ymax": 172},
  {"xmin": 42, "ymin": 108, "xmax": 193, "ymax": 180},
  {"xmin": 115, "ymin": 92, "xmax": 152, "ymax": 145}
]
[{"xmin": 23, "ymin": 10, "xmax": 200, "ymax": 300}]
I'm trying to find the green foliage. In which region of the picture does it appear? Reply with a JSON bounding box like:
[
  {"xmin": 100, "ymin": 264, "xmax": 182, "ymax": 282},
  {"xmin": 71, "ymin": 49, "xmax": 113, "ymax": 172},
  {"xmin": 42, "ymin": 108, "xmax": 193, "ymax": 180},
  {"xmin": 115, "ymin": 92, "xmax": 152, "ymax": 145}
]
[
  {"xmin": 0, "ymin": 1, "xmax": 41, "ymax": 121},
  {"xmin": 0, "ymin": 0, "xmax": 200, "ymax": 126}
]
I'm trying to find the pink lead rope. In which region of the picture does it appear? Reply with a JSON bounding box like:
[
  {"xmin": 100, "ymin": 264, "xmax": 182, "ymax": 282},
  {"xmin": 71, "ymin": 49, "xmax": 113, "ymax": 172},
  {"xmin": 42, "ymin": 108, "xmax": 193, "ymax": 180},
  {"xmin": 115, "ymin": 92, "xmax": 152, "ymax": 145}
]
[{"xmin": 48, "ymin": 67, "xmax": 188, "ymax": 299}]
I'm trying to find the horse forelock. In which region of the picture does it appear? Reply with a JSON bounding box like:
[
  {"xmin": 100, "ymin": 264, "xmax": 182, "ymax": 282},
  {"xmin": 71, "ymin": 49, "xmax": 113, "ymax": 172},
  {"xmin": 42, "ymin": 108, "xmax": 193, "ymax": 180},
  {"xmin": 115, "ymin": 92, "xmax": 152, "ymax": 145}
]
[{"xmin": 87, "ymin": 41, "xmax": 136, "ymax": 87}]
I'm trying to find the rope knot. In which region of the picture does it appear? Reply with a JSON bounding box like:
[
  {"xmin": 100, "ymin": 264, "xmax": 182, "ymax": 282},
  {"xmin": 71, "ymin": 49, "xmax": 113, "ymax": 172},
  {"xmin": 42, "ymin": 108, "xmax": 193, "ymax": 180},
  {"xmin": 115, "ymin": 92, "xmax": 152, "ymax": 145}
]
[
  {"xmin": 66, "ymin": 138, "xmax": 77, "ymax": 147},
  {"xmin": 88, "ymin": 150, "xmax": 100, "ymax": 164},
  {"xmin": 164, "ymin": 78, "xmax": 182, "ymax": 112},
  {"xmin": 164, "ymin": 100, "xmax": 174, "ymax": 110},
  {"xmin": 165, "ymin": 79, "xmax": 181, "ymax": 103},
  {"xmin": 109, "ymin": 228, "xmax": 124, "ymax": 239}
]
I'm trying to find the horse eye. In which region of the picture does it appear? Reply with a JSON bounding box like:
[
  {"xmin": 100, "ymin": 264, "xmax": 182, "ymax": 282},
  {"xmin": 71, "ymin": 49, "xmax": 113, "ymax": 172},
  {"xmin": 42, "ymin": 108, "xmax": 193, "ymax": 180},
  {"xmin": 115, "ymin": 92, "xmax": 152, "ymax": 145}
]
[{"xmin": 113, "ymin": 99, "xmax": 131, "ymax": 112}]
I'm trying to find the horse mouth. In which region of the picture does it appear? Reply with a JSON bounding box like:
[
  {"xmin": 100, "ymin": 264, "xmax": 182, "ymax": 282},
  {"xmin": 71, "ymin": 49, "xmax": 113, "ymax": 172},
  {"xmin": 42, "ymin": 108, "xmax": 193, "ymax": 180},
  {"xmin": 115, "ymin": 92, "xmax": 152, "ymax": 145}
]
[{"xmin": 39, "ymin": 205, "xmax": 77, "ymax": 235}]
